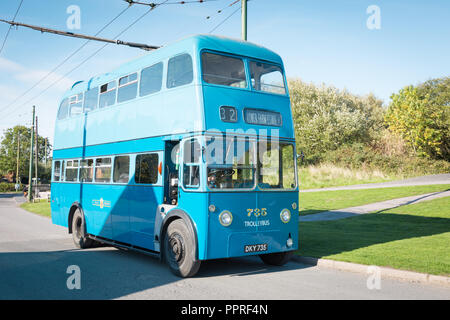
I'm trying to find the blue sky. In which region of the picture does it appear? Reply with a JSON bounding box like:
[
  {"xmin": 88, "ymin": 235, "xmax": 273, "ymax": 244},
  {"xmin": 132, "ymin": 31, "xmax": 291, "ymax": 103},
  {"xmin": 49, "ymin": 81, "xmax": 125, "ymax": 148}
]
[{"xmin": 0, "ymin": 0, "xmax": 449, "ymax": 143}]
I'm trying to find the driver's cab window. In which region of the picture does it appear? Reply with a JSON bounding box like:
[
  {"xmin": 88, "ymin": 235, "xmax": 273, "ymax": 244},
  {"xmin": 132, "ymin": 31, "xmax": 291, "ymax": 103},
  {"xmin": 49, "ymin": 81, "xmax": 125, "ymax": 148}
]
[{"xmin": 183, "ymin": 138, "xmax": 201, "ymax": 188}]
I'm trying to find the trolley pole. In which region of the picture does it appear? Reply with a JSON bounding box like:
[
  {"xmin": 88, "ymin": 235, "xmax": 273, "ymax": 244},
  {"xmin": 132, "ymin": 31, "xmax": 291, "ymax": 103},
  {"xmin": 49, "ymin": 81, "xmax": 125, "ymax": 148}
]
[
  {"xmin": 27, "ymin": 106, "xmax": 35, "ymax": 202},
  {"xmin": 241, "ymin": 0, "xmax": 247, "ymax": 41}
]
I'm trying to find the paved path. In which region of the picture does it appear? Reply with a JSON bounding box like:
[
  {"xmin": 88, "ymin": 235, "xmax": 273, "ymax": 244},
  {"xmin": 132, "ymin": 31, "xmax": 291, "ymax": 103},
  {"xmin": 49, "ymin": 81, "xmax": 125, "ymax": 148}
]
[
  {"xmin": 0, "ymin": 194, "xmax": 449, "ymax": 299},
  {"xmin": 301, "ymin": 173, "xmax": 450, "ymax": 193},
  {"xmin": 299, "ymin": 190, "xmax": 450, "ymax": 222}
]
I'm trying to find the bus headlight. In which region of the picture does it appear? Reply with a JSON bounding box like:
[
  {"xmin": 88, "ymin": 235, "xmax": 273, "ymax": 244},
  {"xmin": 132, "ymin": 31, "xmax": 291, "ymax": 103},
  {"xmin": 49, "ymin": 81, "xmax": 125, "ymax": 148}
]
[
  {"xmin": 280, "ymin": 209, "xmax": 291, "ymax": 223},
  {"xmin": 219, "ymin": 210, "xmax": 233, "ymax": 227}
]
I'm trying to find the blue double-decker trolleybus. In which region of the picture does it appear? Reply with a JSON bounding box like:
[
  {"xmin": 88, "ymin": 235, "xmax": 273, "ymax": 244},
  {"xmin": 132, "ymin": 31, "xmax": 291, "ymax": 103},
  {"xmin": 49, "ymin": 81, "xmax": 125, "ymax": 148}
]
[{"xmin": 51, "ymin": 35, "xmax": 299, "ymax": 277}]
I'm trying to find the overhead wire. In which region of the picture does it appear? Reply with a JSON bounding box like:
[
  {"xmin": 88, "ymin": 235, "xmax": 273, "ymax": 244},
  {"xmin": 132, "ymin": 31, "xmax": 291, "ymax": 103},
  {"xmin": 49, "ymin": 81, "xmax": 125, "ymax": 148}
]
[
  {"xmin": 206, "ymin": 0, "xmax": 239, "ymax": 19},
  {"xmin": 209, "ymin": 3, "xmax": 241, "ymax": 33},
  {"xmin": 0, "ymin": 4, "xmax": 131, "ymax": 117},
  {"xmin": 2, "ymin": 1, "xmax": 168, "ymax": 119},
  {"xmin": 0, "ymin": 0, "xmax": 24, "ymax": 55}
]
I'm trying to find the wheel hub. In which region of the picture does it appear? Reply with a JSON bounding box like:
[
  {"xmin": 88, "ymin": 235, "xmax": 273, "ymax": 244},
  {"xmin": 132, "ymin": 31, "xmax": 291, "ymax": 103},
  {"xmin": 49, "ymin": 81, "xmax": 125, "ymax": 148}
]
[{"xmin": 169, "ymin": 233, "xmax": 185, "ymax": 263}]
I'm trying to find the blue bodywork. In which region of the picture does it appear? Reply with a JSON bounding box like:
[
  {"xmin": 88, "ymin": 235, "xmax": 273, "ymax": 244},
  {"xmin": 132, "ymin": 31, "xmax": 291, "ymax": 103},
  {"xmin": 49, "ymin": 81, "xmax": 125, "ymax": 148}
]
[{"xmin": 51, "ymin": 34, "xmax": 299, "ymax": 260}]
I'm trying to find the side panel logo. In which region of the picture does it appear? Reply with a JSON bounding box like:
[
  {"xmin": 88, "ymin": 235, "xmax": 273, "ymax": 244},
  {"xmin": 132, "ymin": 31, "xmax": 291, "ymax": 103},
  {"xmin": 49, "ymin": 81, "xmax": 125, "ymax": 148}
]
[{"xmin": 92, "ymin": 198, "xmax": 111, "ymax": 209}]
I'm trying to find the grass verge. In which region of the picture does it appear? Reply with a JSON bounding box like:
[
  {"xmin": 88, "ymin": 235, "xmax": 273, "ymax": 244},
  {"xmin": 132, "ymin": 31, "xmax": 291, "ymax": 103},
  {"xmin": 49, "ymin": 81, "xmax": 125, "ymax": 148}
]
[
  {"xmin": 20, "ymin": 200, "xmax": 51, "ymax": 218},
  {"xmin": 298, "ymin": 164, "xmax": 401, "ymax": 190},
  {"xmin": 296, "ymin": 196, "xmax": 450, "ymax": 276},
  {"xmin": 300, "ymin": 184, "xmax": 450, "ymax": 215}
]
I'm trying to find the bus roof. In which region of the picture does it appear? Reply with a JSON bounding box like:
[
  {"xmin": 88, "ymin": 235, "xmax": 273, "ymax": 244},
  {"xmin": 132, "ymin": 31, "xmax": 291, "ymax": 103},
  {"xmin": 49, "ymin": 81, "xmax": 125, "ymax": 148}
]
[{"xmin": 63, "ymin": 34, "xmax": 284, "ymax": 98}]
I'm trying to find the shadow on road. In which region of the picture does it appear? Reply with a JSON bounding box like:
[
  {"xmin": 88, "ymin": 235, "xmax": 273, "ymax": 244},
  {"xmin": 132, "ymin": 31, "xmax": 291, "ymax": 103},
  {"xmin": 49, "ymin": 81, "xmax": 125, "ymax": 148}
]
[
  {"xmin": 0, "ymin": 193, "xmax": 23, "ymax": 199},
  {"xmin": 0, "ymin": 244, "xmax": 309, "ymax": 299}
]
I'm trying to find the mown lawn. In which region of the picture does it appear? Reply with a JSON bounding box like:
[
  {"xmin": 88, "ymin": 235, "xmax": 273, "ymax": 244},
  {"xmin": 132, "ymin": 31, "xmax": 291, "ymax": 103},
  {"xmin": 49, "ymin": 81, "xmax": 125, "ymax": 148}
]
[
  {"xmin": 296, "ymin": 196, "xmax": 450, "ymax": 276},
  {"xmin": 20, "ymin": 200, "xmax": 51, "ymax": 218},
  {"xmin": 299, "ymin": 184, "xmax": 450, "ymax": 215}
]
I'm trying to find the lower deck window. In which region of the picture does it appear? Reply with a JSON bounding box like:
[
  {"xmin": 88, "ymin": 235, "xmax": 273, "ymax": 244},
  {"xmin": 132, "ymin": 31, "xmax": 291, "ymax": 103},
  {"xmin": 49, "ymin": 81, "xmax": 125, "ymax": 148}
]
[
  {"xmin": 206, "ymin": 137, "xmax": 256, "ymax": 190},
  {"xmin": 80, "ymin": 159, "xmax": 94, "ymax": 182},
  {"xmin": 53, "ymin": 161, "xmax": 61, "ymax": 181},
  {"xmin": 65, "ymin": 160, "xmax": 79, "ymax": 182},
  {"xmin": 95, "ymin": 158, "xmax": 112, "ymax": 183},
  {"xmin": 183, "ymin": 164, "xmax": 200, "ymax": 187},
  {"xmin": 113, "ymin": 156, "xmax": 130, "ymax": 183},
  {"xmin": 258, "ymin": 142, "xmax": 296, "ymax": 189},
  {"xmin": 135, "ymin": 154, "xmax": 158, "ymax": 184}
]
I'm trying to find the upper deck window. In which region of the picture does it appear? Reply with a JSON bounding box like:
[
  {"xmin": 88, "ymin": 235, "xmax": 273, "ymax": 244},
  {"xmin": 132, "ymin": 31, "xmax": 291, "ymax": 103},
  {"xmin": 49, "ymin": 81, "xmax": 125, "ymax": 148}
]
[
  {"xmin": 69, "ymin": 93, "xmax": 84, "ymax": 116},
  {"xmin": 167, "ymin": 53, "xmax": 193, "ymax": 88},
  {"xmin": 57, "ymin": 98, "xmax": 69, "ymax": 120},
  {"xmin": 84, "ymin": 87, "xmax": 98, "ymax": 112},
  {"xmin": 140, "ymin": 62, "xmax": 163, "ymax": 96},
  {"xmin": 201, "ymin": 52, "xmax": 246, "ymax": 88},
  {"xmin": 250, "ymin": 61, "xmax": 286, "ymax": 95},
  {"xmin": 117, "ymin": 73, "xmax": 138, "ymax": 103},
  {"xmin": 99, "ymin": 81, "xmax": 117, "ymax": 108}
]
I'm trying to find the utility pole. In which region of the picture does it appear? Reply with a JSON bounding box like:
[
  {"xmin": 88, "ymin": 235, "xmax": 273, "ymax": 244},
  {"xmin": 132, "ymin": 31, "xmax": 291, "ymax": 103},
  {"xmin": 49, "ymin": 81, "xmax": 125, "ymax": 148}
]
[
  {"xmin": 16, "ymin": 133, "xmax": 20, "ymax": 188},
  {"xmin": 34, "ymin": 115, "xmax": 39, "ymax": 199},
  {"xmin": 241, "ymin": 0, "xmax": 247, "ymax": 41},
  {"xmin": 27, "ymin": 106, "xmax": 35, "ymax": 202},
  {"xmin": 44, "ymin": 138, "xmax": 47, "ymax": 167}
]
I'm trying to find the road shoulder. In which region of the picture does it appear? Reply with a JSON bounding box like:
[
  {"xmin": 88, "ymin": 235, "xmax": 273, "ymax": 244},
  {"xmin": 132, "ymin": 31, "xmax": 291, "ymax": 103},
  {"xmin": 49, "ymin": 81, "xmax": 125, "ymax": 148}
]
[{"xmin": 292, "ymin": 255, "xmax": 450, "ymax": 287}]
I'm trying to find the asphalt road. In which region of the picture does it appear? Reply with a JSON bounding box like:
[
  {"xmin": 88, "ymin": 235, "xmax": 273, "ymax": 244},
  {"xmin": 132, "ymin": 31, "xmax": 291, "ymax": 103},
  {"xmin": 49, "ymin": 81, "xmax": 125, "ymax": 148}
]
[{"xmin": 0, "ymin": 194, "xmax": 449, "ymax": 300}]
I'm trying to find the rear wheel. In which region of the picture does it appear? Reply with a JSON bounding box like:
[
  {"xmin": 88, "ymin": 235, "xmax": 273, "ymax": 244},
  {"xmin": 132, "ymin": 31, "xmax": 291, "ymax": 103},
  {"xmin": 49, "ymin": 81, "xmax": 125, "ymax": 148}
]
[
  {"xmin": 163, "ymin": 219, "xmax": 201, "ymax": 277},
  {"xmin": 259, "ymin": 251, "xmax": 293, "ymax": 266},
  {"xmin": 71, "ymin": 209, "xmax": 93, "ymax": 249}
]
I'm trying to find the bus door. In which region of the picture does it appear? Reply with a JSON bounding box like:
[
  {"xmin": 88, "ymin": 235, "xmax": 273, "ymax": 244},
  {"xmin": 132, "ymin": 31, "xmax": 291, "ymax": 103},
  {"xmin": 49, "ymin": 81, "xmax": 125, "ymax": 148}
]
[
  {"xmin": 129, "ymin": 151, "xmax": 164, "ymax": 250},
  {"xmin": 163, "ymin": 141, "xmax": 180, "ymax": 205}
]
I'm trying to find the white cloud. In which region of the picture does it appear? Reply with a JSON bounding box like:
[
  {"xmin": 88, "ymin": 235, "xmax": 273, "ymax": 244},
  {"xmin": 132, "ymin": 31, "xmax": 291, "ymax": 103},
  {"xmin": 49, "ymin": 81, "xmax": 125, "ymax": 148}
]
[
  {"xmin": 14, "ymin": 69, "xmax": 74, "ymax": 92},
  {"xmin": 0, "ymin": 57, "xmax": 74, "ymax": 109},
  {"xmin": 0, "ymin": 57, "xmax": 24, "ymax": 73}
]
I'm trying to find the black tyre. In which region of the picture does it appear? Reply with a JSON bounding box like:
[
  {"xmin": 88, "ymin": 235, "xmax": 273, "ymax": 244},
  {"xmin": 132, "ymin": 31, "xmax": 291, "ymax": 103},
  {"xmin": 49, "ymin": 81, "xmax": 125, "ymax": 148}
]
[
  {"xmin": 163, "ymin": 219, "xmax": 201, "ymax": 277},
  {"xmin": 259, "ymin": 251, "xmax": 293, "ymax": 266},
  {"xmin": 71, "ymin": 208, "xmax": 94, "ymax": 249}
]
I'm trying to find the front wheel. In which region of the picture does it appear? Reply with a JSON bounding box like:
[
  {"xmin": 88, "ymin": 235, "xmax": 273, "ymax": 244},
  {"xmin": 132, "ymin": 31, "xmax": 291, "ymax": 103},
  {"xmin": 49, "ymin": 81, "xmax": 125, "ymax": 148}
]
[
  {"xmin": 259, "ymin": 251, "xmax": 294, "ymax": 266},
  {"xmin": 71, "ymin": 209, "xmax": 94, "ymax": 249},
  {"xmin": 163, "ymin": 219, "xmax": 201, "ymax": 278}
]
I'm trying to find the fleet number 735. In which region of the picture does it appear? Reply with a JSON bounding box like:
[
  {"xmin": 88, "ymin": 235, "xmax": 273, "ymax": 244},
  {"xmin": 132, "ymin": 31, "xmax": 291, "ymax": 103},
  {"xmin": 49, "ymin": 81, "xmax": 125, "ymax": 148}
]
[{"xmin": 247, "ymin": 208, "xmax": 267, "ymax": 217}]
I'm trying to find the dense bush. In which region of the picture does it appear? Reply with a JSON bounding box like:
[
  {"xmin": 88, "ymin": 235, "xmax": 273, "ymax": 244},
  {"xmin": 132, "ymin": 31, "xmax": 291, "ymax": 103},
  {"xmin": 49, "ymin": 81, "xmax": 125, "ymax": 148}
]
[
  {"xmin": 289, "ymin": 80, "xmax": 385, "ymax": 164},
  {"xmin": 0, "ymin": 183, "xmax": 17, "ymax": 192},
  {"xmin": 385, "ymin": 77, "xmax": 450, "ymax": 160},
  {"xmin": 289, "ymin": 77, "xmax": 449, "ymax": 178}
]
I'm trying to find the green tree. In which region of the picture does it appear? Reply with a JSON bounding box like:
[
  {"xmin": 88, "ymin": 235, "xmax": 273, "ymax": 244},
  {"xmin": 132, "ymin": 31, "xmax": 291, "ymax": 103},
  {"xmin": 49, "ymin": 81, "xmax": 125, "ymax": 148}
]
[
  {"xmin": 385, "ymin": 79, "xmax": 449, "ymax": 160},
  {"xmin": 289, "ymin": 80, "xmax": 384, "ymax": 163},
  {"xmin": 0, "ymin": 125, "xmax": 52, "ymax": 183}
]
